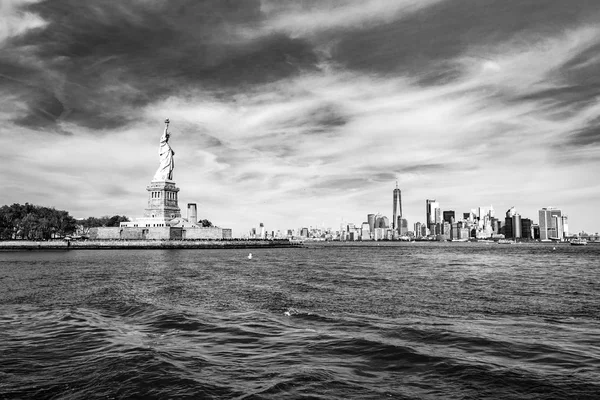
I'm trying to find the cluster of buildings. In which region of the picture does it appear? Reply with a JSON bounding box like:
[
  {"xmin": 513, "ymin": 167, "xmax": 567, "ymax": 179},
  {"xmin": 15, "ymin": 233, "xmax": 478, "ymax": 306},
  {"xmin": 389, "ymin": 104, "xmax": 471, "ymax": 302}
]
[
  {"xmin": 416, "ymin": 203, "xmax": 568, "ymax": 241},
  {"xmin": 251, "ymin": 183, "xmax": 581, "ymax": 242}
]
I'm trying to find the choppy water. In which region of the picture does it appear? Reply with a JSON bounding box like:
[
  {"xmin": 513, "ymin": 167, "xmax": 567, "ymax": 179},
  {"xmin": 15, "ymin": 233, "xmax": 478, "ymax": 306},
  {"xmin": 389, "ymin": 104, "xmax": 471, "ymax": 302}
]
[{"xmin": 1, "ymin": 242, "xmax": 599, "ymax": 399}]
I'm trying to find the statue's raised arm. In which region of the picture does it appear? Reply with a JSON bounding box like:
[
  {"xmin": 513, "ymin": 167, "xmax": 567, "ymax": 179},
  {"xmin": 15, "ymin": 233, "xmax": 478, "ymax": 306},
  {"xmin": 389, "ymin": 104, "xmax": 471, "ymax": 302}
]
[{"xmin": 152, "ymin": 119, "xmax": 175, "ymax": 182}]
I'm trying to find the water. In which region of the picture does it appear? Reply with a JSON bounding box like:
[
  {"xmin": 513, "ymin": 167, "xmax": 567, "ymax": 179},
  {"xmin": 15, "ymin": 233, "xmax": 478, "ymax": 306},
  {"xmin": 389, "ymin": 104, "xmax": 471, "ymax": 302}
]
[{"xmin": 1, "ymin": 243, "xmax": 599, "ymax": 399}]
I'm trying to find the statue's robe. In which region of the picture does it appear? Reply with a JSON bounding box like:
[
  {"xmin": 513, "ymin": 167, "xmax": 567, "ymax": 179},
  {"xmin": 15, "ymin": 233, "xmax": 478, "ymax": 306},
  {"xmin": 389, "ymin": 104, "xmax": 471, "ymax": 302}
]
[{"xmin": 153, "ymin": 128, "xmax": 174, "ymax": 181}]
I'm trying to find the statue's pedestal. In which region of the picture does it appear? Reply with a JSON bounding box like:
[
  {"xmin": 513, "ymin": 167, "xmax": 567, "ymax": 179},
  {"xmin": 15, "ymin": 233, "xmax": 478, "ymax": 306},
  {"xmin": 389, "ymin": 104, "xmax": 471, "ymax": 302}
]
[{"xmin": 144, "ymin": 180, "xmax": 181, "ymax": 220}]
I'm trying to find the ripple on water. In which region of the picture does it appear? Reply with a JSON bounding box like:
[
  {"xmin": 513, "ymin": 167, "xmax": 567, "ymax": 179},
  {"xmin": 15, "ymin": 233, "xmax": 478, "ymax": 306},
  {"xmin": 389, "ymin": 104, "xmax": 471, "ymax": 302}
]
[{"xmin": 0, "ymin": 244, "xmax": 599, "ymax": 399}]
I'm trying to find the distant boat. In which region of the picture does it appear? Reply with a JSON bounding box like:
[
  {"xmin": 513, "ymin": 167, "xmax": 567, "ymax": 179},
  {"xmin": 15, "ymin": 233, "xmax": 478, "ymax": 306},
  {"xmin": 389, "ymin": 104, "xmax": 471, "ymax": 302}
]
[
  {"xmin": 497, "ymin": 239, "xmax": 515, "ymax": 244},
  {"xmin": 451, "ymin": 238, "xmax": 469, "ymax": 242},
  {"xmin": 247, "ymin": 253, "xmax": 253, "ymax": 259},
  {"xmin": 571, "ymin": 238, "xmax": 587, "ymax": 246}
]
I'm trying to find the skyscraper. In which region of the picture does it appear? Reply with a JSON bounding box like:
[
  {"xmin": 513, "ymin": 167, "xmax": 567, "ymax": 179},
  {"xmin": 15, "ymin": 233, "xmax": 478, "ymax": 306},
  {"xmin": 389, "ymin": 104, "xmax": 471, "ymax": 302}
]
[
  {"xmin": 426, "ymin": 199, "xmax": 440, "ymax": 235},
  {"xmin": 539, "ymin": 207, "xmax": 563, "ymax": 241},
  {"xmin": 443, "ymin": 211, "xmax": 455, "ymax": 224},
  {"xmin": 399, "ymin": 218, "xmax": 408, "ymax": 235},
  {"xmin": 367, "ymin": 214, "xmax": 375, "ymax": 233},
  {"xmin": 392, "ymin": 182, "xmax": 402, "ymax": 232},
  {"xmin": 414, "ymin": 222, "xmax": 422, "ymax": 238},
  {"xmin": 561, "ymin": 216, "xmax": 569, "ymax": 238},
  {"xmin": 512, "ymin": 214, "xmax": 522, "ymax": 239}
]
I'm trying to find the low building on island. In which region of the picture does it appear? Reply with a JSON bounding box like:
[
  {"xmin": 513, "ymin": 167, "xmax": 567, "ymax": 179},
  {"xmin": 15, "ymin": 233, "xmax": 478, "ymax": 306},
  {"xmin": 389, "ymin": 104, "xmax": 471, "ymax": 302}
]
[{"xmin": 90, "ymin": 119, "xmax": 232, "ymax": 240}]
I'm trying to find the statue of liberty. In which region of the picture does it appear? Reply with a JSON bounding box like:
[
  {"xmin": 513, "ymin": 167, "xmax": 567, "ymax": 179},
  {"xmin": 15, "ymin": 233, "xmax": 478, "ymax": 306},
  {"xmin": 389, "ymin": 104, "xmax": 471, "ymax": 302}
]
[{"xmin": 153, "ymin": 118, "xmax": 175, "ymax": 181}]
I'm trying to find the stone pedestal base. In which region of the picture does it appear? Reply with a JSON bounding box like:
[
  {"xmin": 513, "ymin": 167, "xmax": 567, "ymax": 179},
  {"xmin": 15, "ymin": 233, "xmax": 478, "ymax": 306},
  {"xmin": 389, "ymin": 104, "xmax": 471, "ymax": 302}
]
[{"xmin": 144, "ymin": 180, "xmax": 181, "ymax": 220}]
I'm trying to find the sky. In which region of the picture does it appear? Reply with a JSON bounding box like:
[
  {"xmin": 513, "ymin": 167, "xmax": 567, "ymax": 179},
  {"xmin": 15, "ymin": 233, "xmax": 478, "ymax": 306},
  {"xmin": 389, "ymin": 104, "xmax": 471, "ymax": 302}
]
[{"xmin": 1, "ymin": 0, "xmax": 600, "ymax": 236}]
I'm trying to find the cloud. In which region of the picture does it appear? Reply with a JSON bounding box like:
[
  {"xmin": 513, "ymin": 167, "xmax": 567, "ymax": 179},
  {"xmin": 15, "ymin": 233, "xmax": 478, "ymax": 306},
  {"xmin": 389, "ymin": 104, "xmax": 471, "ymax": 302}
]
[
  {"xmin": 0, "ymin": 0, "xmax": 46, "ymax": 44},
  {"xmin": 260, "ymin": 0, "xmax": 444, "ymax": 36},
  {"xmin": 1, "ymin": 0, "xmax": 319, "ymax": 131}
]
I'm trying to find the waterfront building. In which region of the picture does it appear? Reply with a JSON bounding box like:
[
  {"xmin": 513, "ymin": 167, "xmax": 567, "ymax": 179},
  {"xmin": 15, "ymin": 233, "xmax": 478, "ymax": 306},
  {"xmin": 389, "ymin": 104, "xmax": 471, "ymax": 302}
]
[
  {"xmin": 534, "ymin": 224, "xmax": 541, "ymax": 239},
  {"xmin": 386, "ymin": 229, "xmax": 394, "ymax": 240},
  {"xmin": 460, "ymin": 228, "xmax": 470, "ymax": 240},
  {"xmin": 361, "ymin": 222, "xmax": 371, "ymax": 241},
  {"xmin": 478, "ymin": 206, "xmax": 494, "ymax": 220},
  {"xmin": 426, "ymin": 199, "xmax": 441, "ymax": 236},
  {"xmin": 367, "ymin": 214, "xmax": 375, "ymax": 233},
  {"xmin": 512, "ymin": 214, "xmax": 522, "ymax": 239},
  {"xmin": 521, "ymin": 218, "xmax": 533, "ymax": 239},
  {"xmin": 187, "ymin": 203, "xmax": 197, "ymax": 224},
  {"xmin": 561, "ymin": 216, "xmax": 569, "ymax": 238},
  {"xmin": 414, "ymin": 222, "xmax": 423, "ymax": 238},
  {"xmin": 451, "ymin": 223, "xmax": 458, "ymax": 240},
  {"xmin": 373, "ymin": 228, "xmax": 386, "ymax": 241},
  {"xmin": 552, "ymin": 215, "xmax": 563, "ymax": 241},
  {"xmin": 539, "ymin": 207, "xmax": 563, "ymax": 241},
  {"xmin": 426, "ymin": 200, "xmax": 439, "ymax": 227},
  {"xmin": 376, "ymin": 215, "xmax": 390, "ymax": 229},
  {"xmin": 491, "ymin": 218, "xmax": 499, "ymax": 234},
  {"xmin": 443, "ymin": 211, "xmax": 455, "ymax": 225},
  {"xmin": 442, "ymin": 222, "xmax": 451, "ymax": 240},
  {"xmin": 392, "ymin": 182, "xmax": 402, "ymax": 232},
  {"xmin": 504, "ymin": 207, "xmax": 517, "ymax": 239},
  {"xmin": 399, "ymin": 218, "xmax": 409, "ymax": 235}
]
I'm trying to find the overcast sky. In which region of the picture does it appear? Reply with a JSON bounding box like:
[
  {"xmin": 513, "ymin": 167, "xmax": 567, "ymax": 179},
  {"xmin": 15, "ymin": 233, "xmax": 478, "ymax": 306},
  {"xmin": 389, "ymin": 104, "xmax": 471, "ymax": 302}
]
[{"xmin": 2, "ymin": 0, "xmax": 600, "ymax": 236}]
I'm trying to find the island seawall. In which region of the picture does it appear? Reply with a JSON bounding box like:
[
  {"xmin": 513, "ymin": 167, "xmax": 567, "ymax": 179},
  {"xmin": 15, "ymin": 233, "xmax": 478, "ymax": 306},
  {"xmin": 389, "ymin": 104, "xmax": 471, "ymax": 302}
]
[{"xmin": 0, "ymin": 240, "xmax": 302, "ymax": 250}]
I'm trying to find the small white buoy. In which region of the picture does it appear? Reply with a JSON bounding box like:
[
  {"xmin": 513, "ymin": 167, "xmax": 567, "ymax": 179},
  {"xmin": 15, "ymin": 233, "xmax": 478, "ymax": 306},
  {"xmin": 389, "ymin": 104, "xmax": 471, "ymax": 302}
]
[
  {"xmin": 247, "ymin": 253, "xmax": 252, "ymax": 260},
  {"xmin": 553, "ymin": 247, "xmax": 556, "ymax": 250}
]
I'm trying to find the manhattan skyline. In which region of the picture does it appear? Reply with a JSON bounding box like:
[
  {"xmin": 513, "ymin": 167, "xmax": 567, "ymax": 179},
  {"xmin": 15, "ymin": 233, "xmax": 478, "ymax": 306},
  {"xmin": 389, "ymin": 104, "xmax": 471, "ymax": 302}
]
[{"xmin": 1, "ymin": 1, "xmax": 600, "ymax": 236}]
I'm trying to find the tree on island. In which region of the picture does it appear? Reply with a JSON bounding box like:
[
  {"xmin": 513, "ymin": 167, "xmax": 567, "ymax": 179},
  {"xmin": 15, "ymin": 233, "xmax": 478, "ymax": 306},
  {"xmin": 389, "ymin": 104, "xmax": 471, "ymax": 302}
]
[
  {"xmin": 0, "ymin": 203, "xmax": 77, "ymax": 240},
  {"xmin": 77, "ymin": 215, "xmax": 129, "ymax": 235},
  {"xmin": 198, "ymin": 219, "xmax": 213, "ymax": 227}
]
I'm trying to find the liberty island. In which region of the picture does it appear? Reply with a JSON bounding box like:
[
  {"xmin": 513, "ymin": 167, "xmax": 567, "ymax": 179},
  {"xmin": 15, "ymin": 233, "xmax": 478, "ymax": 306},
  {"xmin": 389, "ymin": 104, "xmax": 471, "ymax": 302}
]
[
  {"xmin": 90, "ymin": 118, "xmax": 232, "ymax": 240},
  {"xmin": 0, "ymin": 120, "xmax": 297, "ymax": 249}
]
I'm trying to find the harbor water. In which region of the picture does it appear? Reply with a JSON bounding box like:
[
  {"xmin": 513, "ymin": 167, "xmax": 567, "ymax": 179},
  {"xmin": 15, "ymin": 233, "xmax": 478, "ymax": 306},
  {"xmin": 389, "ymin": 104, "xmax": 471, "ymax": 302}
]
[{"xmin": 1, "ymin": 243, "xmax": 599, "ymax": 399}]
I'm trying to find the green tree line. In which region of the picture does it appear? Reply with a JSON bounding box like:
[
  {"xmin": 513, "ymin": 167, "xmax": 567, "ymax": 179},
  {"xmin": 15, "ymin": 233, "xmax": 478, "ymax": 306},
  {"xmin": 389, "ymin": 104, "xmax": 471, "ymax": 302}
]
[
  {"xmin": 0, "ymin": 203, "xmax": 131, "ymax": 240},
  {"xmin": 79, "ymin": 215, "xmax": 129, "ymax": 230},
  {"xmin": 0, "ymin": 203, "xmax": 77, "ymax": 240}
]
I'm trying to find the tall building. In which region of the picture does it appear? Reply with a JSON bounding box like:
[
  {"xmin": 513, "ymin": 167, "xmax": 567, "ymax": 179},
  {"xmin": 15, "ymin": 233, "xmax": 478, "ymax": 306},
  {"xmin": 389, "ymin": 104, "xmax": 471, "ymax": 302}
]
[
  {"xmin": 367, "ymin": 214, "xmax": 375, "ymax": 233},
  {"xmin": 443, "ymin": 211, "xmax": 455, "ymax": 225},
  {"xmin": 392, "ymin": 182, "xmax": 402, "ymax": 232},
  {"xmin": 521, "ymin": 218, "xmax": 533, "ymax": 239},
  {"xmin": 376, "ymin": 216, "xmax": 390, "ymax": 229},
  {"xmin": 426, "ymin": 199, "xmax": 440, "ymax": 235},
  {"xmin": 414, "ymin": 222, "xmax": 422, "ymax": 238},
  {"xmin": 187, "ymin": 203, "xmax": 197, "ymax": 224},
  {"xmin": 539, "ymin": 207, "xmax": 563, "ymax": 241},
  {"xmin": 259, "ymin": 223, "xmax": 265, "ymax": 239},
  {"xmin": 503, "ymin": 207, "xmax": 522, "ymax": 239},
  {"xmin": 512, "ymin": 214, "xmax": 522, "ymax": 239},
  {"xmin": 478, "ymin": 205, "xmax": 495, "ymax": 220},
  {"xmin": 361, "ymin": 222, "xmax": 371, "ymax": 241},
  {"xmin": 399, "ymin": 218, "xmax": 408, "ymax": 235},
  {"xmin": 561, "ymin": 216, "xmax": 569, "ymax": 238}
]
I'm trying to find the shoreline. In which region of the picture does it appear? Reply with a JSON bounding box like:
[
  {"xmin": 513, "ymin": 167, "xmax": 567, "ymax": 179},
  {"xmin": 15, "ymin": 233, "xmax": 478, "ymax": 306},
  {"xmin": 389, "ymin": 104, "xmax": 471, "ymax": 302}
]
[{"xmin": 0, "ymin": 239, "xmax": 302, "ymax": 250}]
